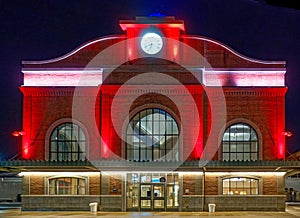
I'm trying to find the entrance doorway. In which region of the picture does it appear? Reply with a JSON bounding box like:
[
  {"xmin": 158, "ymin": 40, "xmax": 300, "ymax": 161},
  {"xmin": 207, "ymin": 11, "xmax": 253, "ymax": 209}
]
[
  {"xmin": 126, "ymin": 173, "xmax": 179, "ymax": 211},
  {"xmin": 140, "ymin": 184, "xmax": 165, "ymax": 210}
]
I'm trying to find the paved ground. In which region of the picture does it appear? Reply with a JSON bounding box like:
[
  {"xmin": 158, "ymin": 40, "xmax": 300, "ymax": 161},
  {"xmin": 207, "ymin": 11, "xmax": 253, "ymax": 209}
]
[{"xmin": 1, "ymin": 206, "xmax": 300, "ymax": 218}]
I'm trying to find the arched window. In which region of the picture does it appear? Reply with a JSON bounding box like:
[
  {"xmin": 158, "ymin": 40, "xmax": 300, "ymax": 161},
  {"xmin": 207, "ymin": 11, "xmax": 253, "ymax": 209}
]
[
  {"xmin": 49, "ymin": 123, "xmax": 86, "ymax": 161},
  {"xmin": 48, "ymin": 177, "xmax": 86, "ymax": 195},
  {"xmin": 222, "ymin": 123, "xmax": 258, "ymax": 161},
  {"xmin": 126, "ymin": 108, "xmax": 179, "ymax": 161},
  {"xmin": 222, "ymin": 177, "xmax": 259, "ymax": 195}
]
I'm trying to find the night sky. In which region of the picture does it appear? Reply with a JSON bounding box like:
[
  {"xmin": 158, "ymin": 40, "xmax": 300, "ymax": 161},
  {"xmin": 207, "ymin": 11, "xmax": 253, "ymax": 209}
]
[{"xmin": 1, "ymin": 0, "xmax": 300, "ymax": 159}]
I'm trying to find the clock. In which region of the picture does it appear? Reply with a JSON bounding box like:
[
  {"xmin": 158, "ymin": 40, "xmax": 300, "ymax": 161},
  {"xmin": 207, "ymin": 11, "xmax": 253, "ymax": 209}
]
[{"xmin": 140, "ymin": 32, "xmax": 163, "ymax": 55}]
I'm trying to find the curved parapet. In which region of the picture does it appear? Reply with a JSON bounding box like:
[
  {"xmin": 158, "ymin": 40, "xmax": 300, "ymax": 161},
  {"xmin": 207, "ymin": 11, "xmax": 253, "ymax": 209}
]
[{"xmin": 21, "ymin": 24, "xmax": 285, "ymax": 87}]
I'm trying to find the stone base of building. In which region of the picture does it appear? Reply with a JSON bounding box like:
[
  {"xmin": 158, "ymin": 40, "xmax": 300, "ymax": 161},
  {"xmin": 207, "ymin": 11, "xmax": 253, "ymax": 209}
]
[
  {"xmin": 21, "ymin": 195, "xmax": 285, "ymax": 212},
  {"xmin": 21, "ymin": 195, "xmax": 122, "ymax": 211},
  {"xmin": 205, "ymin": 195, "xmax": 286, "ymax": 212}
]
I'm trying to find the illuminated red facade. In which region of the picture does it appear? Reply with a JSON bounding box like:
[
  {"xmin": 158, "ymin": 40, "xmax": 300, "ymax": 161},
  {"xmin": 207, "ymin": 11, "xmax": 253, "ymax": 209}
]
[
  {"xmin": 21, "ymin": 17, "xmax": 287, "ymax": 161},
  {"xmin": 17, "ymin": 16, "xmax": 291, "ymax": 212}
]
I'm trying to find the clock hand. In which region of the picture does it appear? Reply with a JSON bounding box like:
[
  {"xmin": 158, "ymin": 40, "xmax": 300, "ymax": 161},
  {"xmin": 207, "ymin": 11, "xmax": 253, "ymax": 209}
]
[{"xmin": 145, "ymin": 43, "xmax": 153, "ymax": 50}]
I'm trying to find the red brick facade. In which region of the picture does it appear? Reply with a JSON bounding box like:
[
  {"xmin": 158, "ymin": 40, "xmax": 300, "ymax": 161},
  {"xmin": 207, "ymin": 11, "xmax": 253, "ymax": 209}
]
[
  {"xmin": 19, "ymin": 16, "xmax": 288, "ymax": 212},
  {"xmin": 20, "ymin": 85, "xmax": 286, "ymax": 161},
  {"xmin": 20, "ymin": 16, "xmax": 286, "ymax": 161}
]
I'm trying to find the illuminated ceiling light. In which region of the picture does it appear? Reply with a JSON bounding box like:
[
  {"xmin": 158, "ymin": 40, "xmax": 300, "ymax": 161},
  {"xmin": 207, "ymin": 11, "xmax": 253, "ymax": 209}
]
[
  {"xmin": 18, "ymin": 171, "xmax": 100, "ymax": 176},
  {"xmin": 205, "ymin": 172, "xmax": 286, "ymax": 176}
]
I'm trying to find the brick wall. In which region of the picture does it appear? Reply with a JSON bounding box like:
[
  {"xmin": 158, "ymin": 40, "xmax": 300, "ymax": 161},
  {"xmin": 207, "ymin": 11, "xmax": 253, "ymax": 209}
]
[
  {"xmin": 263, "ymin": 175, "xmax": 278, "ymax": 195},
  {"xmin": 89, "ymin": 174, "xmax": 100, "ymax": 195},
  {"xmin": 183, "ymin": 174, "xmax": 196, "ymax": 195},
  {"xmin": 109, "ymin": 175, "xmax": 122, "ymax": 195},
  {"xmin": 20, "ymin": 77, "xmax": 286, "ymax": 161},
  {"xmin": 29, "ymin": 175, "xmax": 44, "ymax": 195},
  {"xmin": 20, "ymin": 87, "xmax": 101, "ymax": 160},
  {"xmin": 205, "ymin": 175, "xmax": 218, "ymax": 195}
]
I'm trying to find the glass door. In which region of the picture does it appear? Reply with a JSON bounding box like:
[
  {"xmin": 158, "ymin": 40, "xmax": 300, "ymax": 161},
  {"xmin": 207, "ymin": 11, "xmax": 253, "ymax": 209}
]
[
  {"xmin": 140, "ymin": 184, "xmax": 166, "ymax": 211},
  {"xmin": 153, "ymin": 184, "xmax": 165, "ymax": 210},
  {"xmin": 126, "ymin": 173, "xmax": 179, "ymax": 211},
  {"xmin": 140, "ymin": 184, "xmax": 152, "ymax": 210},
  {"xmin": 126, "ymin": 173, "xmax": 139, "ymax": 211},
  {"xmin": 167, "ymin": 184, "xmax": 179, "ymax": 209},
  {"xmin": 127, "ymin": 183, "xmax": 139, "ymax": 210}
]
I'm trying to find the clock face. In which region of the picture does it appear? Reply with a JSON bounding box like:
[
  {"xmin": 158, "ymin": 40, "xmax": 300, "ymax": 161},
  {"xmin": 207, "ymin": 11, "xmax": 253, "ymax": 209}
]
[{"xmin": 140, "ymin": 32, "xmax": 163, "ymax": 55}]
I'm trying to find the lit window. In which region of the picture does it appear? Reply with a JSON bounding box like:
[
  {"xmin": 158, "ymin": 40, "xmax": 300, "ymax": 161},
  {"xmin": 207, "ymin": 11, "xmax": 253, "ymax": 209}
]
[
  {"xmin": 50, "ymin": 123, "xmax": 86, "ymax": 161},
  {"xmin": 222, "ymin": 177, "xmax": 258, "ymax": 195},
  {"xmin": 49, "ymin": 177, "xmax": 86, "ymax": 195},
  {"xmin": 126, "ymin": 108, "xmax": 179, "ymax": 161},
  {"xmin": 222, "ymin": 123, "xmax": 258, "ymax": 161}
]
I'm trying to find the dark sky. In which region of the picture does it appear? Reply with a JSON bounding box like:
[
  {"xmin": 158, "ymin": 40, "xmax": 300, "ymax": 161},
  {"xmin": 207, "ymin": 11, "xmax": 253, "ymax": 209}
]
[{"xmin": 0, "ymin": 0, "xmax": 300, "ymax": 159}]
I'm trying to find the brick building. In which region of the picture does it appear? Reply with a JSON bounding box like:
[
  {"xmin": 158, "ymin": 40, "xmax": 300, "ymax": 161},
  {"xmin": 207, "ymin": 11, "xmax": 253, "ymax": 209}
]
[{"xmin": 2, "ymin": 16, "xmax": 300, "ymax": 211}]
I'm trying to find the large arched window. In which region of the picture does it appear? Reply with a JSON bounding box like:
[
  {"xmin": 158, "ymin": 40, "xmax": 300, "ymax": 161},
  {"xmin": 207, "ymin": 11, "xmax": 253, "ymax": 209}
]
[
  {"xmin": 48, "ymin": 177, "xmax": 86, "ymax": 195},
  {"xmin": 50, "ymin": 123, "xmax": 86, "ymax": 161},
  {"xmin": 126, "ymin": 108, "xmax": 179, "ymax": 161},
  {"xmin": 222, "ymin": 123, "xmax": 258, "ymax": 161},
  {"xmin": 222, "ymin": 177, "xmax": 259, "ymax": 195}
]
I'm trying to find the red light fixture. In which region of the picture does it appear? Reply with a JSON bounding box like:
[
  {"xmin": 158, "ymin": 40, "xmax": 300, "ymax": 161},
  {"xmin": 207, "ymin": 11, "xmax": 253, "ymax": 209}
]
[
  {"xmin": 282, "ymin": 131, "xmax": 293, "ymax": 137},
  {"xmin": 12, "ymin": 131, "xmax": 25, "ymax": 137}
]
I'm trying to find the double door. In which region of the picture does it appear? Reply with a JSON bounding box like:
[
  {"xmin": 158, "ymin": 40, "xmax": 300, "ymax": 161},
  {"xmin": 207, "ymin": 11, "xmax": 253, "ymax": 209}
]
[
  {"xmin": 127, "ymin": 183, "xmax": 179, "ymax": 211},
  {"xmin": 126, "ymin": 173, "xmax": 179, "ymax": 211},
  {"xmin": 140, "ymin": 184, "xmax": 165, "ymax": 210}
]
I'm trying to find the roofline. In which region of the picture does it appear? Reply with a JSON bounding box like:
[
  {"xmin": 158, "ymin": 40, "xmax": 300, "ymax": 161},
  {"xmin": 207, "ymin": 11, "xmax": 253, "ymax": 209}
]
[
  {"xmin": 119, "ymin": 16, "xmax": 185, "ymax": 31},
  {"xmin": 182, "ymin": 35, "xmax": 286, "ymax": 66},
  {"xmin": 22, "ymin": 35, "xmax": 126, "ymax": 65},
  {"xmin": 21, "ymin": 35, "xmax": 286, "ymax": 68}
]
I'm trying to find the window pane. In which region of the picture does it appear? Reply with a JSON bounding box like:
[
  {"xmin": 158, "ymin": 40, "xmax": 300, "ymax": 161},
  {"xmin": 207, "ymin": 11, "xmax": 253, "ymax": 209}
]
[
  {"xmin": 58, "ymin": 153, "xmax": 63, "ymax": 161},
  {"xmin": 223, "ymin": 131, "xmax": 230, "ymax": 141},
  {"xmin": 153, "ymin": 122, "xmax": 160, "ymax": 134},
  {"xmin": 49, "ymin": 179, "xmax": 56, "ymax": 195},
  {"xmin": 222, "ymin": 123, "xmax": 258, "ymax": 161},
  {"xmin": 222, "ymin": 177, "xmax": 258, "ymax": 196},
  {"xmin": 244, "ymin": 153, "xmax": 250, "ymax": 161},
  {"xmin": 51, "ymin": 129, "xmax": 57, "ymax": 140},
  {"xmin": 50, "ymin": 152, "xmax": 57, "ymax": 160},
  {"xmin": 166, "ymin": 136, "xmax": 174, "ymax": 149},
  {"xmin": 72, "ymin": 153, "xmax": 78, "ymax": 161},
  {"xmin": 79, "ymin": 141, "xmax": 85, "ymax": 152},
  {"xmin": 230, "ymin": 153, "xmax": 237, "ymax": 161},
  {"xmin": 79, "ymin": 153, "xmax": 85, "ymax": 161},
  {"xmin": 251, "ymin": 153, "xmax": 258, "ymax": 161},
  {"xmin": 223, "ymin": 153, "xmax": 229, "ymax": 161},
  {"xmin": 172, "ymin": 122, "xmax": 179, "ymax": 134},
  {"xmin": 237, "ymin": 144, "xmax": 244, "ymax": 152},
  {"xmin": 237, "ymin": 153, "xmax": 243, "ymax": 161},
  {"xmin": 166, "ymin": 121, "xmax": 173, "ymax": 134},
  {"xmin": 49, "ymin": 177, "xmax": 86, "ymax": 195},
  {"xmin": 72, "ymin": 143, "xmax": 78, "ymax": 152},
  {"xmin": 223, "ymin": 179, "xmax": 229, "ymax": 188},
  {"xmin": 250, "ymin": 130, "xmax": 258, "ymax": 140},
  {"xmin": 126, "ymin": 109, "xmax": 179, "ymax": 161},
  {"xmin": 230, "ymin": 143, "xmax": 237, "ymax": 152},
  {"xmin": 244, "ymin": 143, "xmax": 250, "ymax": 152},
  {"xmin": 51, "ymin": 142, "xmax": 57, "ymax": 152},
  {"xmin": 153, "ymin": 148, "xmax": 159, "ymax": 160},
  {"xmin": 251, "ymin": 142, "xmax": 258, "ymax": 152},
  {"xmin": 50, "ymin": 123, "xmax": 86, "ymax": 161},
  {"xmin": 223, "ymin": 142, "xmax": 229, "ymax": 152}
]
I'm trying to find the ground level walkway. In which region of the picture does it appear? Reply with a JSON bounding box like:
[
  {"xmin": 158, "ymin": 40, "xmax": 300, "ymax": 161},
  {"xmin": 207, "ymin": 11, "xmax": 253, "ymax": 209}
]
[{"xmin": 1, "ymin": 205, "xmax": 300, "ymax": 217}]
